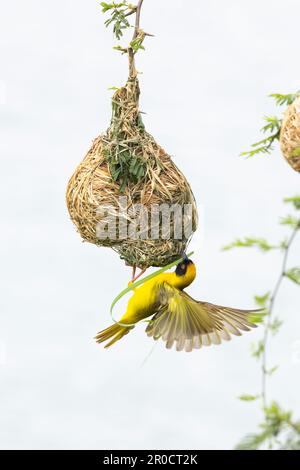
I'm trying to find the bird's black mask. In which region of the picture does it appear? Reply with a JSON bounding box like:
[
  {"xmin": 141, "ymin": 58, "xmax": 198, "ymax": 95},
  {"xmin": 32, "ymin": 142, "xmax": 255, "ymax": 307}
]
[{"xmin": 175, "ymin": 258, "xmax": 193, "ymax": 276}]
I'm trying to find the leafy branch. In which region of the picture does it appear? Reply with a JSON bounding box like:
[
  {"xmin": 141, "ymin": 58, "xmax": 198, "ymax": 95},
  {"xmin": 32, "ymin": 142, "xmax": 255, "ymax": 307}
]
[
  {"xmin": 101, "ymin": 2, "xmax": 134, "ymax": 40},
  {"xmin": 285, "ymin": 267, "xmax": 300, "ymax": 285},
  {"xmin": 224, "ymin": 196, "xmax": 300, "ymax": 449},
  {"xmin": 236, "ymin": 402, "xmax": 300, "ymax": 450},
  {"xmin": 101, "ymin": 1, "xmax": 152, "ymax": 54},
  {"xmin": 240, "ymin": 91, "xmax": 300, "ymax": 159},
  {"xmin": 222, "ymin": 237, "xmax": 283, "ymax": 252},
  {"xmin": 269, "ymin": 92, "xmax": 299, "ymax": 106},
  {"xmin": 260, "ymin": 209, "xmax": 299, "ymax": 412},
  {"xmin": 284, "ymin": 195, "xmax": 300, "ymax": 210}
]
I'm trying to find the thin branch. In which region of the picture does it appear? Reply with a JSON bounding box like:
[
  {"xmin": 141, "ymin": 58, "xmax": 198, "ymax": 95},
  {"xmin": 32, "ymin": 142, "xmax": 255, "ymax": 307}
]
[
  {"xmin": 128, "ymin": 0, "xmax": 144, "ymax": 78},
  {"xmin": 261, "ymin": 220, "xmax": 300, "ymax": 409},
  {"xmin": 124, "ymin": 8, "xmax": 137, "ymax": 18},
  {"xmin": 132, "ymin": 0, "xmax": 144, "ymax": 41}
]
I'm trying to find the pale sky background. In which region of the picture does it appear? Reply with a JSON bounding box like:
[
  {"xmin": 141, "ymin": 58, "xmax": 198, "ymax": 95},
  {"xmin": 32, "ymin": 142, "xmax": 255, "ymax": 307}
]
[{"xmin": 0, "ymin": 0, "xmax": 299, "ymax": 450}]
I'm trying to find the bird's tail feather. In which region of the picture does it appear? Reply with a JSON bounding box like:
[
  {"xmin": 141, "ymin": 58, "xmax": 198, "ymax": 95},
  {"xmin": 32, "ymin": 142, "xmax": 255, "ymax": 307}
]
[{"xmin": 95, "ymin": 323, "xmax": 133, "ymax": 348}]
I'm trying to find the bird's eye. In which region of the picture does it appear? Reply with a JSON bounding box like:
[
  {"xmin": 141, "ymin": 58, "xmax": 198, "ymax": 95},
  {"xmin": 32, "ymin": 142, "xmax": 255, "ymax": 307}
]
[{"xmin": 180, "ymin": 263, "xmax": 186, "ymax": 270}]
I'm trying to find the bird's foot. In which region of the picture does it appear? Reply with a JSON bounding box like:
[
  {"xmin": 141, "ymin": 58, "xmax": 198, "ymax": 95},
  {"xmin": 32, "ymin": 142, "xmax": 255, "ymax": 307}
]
[
  {"xmin": 127, "ymin": 265, "xmax": 147, "ymax": 287},
  {"xmin": 131, "ymin": 268, "xmax": 147, "ymax": 282}
]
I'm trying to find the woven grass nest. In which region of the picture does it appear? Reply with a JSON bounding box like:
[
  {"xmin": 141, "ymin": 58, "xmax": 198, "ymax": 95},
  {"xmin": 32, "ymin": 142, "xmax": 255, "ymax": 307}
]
[
  {"xmin": 66, "ymin": 73, "xmax": 198, "ymax": 268},
  {"xmin": 280, "ymin": 95, "xmax": 300, "ymax": 172}
]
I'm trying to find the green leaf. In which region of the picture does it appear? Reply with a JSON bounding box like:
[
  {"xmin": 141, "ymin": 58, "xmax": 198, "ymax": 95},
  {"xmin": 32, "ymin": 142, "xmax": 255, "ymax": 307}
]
[
  {"xmin": 222, "ymin": 237, "xmax": 278, "ymax": 252},
  {"xmin": 240, "ymin": 139, "xmax": 276, "ymax": 158},
  {"xmin": 280, "ymin": 215, "xmax": 300, "ymax": 229},
  {"xmin": 100, "ymin": 2, "xmax": 113, "ymax": 12},
  {"xmin": 249, "ymin": 311, "xmax": 267, "ymax": 324},
  {"xmin": 284, "ymin": 195, "xmax": 300, "ymax": 211},
  {"xmin": 119, "ymin": 177, "xmax": 127, "ymax": 193},
  {"xmin": 279, "ymin": 238, "xmax": 289, "ymax": 250},
  {"xmin": 266, "ymin": 365, "xmax": 279, "ymax": 376},
  {"xmin": 270, "ymin": 92, "xmax": 300, "ymax": 106},
  {"xmin": 254, "ymin": 292, "xmax": 270, "ymax": 308},
  {"xmin": 264, "ymin": 401, "xmax": 292, "ymax": 424},
  {"xmin": 251, "ymin": 340, "xmax": 265, "ymax": 359},
  {"xmin": 240, "ymin": 115, "xmax": 281, "ymax": 158},
  {"xmin": 101, "ymin": 2, "xmax": 127, "ymax": 12},
  {"xmin": 269, "ymin": 317, "xmax": 283, "ymax": 335},
  {"xmin": 130, "ymin": 36, "xmax": 146, "ymax": 53},
  {"xmin": 285, "ymin": 267, "xmax": 300, "ymax": 285},
  {"xmin": 101, "ymin": 2, "xmax": 131, "ymax": 40},
  {"xmin": 113, "ymin": 45, "xmax": 127, "ymax": 53},
  {"xmin": 238, "ymin": 394, "xmax": 260, "ymax": 402},
  {"xmin": 260, "ymin": 115, "xmax": 281, "ymax": 134}
]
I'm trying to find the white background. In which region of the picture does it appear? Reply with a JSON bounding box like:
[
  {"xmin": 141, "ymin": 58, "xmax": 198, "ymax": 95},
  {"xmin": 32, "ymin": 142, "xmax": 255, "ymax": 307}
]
[{"xmin": 0, "ymin": 0, "xmax": 299, "ymax": 449}]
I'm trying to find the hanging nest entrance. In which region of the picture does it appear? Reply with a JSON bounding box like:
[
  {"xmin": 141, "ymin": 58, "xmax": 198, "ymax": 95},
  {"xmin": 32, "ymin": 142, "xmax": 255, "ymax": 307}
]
[
  {"xmin": 280, "ymin": 95, "xmax": 300, "ymax": 172},
  {"xmin": 66, "ymin": 2, "xmax": 198, "ymax": 268}
]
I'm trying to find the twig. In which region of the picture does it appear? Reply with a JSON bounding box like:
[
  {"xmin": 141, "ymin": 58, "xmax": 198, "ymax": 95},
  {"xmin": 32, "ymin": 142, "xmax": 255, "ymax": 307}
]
[
  {"xmin": 261, "ymin": 220, "xmax": 300, "ymax": 410},
  {"xmin": 124, "ymin": 8, "xmax": 137, "ymax": 18},
  {"xmin": 132, "ymin": 0, "xmax": 144, "ymax": 40},
  {"xmin": 128, "ymin": 0, "xmax": 144, "ymax": 77}
]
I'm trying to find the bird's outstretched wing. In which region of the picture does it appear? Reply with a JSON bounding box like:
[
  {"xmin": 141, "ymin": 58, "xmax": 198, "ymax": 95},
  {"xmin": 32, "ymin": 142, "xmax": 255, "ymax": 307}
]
[{"xmin": 145, "ymin": 284, "xmax": 261, "ymax": 352}]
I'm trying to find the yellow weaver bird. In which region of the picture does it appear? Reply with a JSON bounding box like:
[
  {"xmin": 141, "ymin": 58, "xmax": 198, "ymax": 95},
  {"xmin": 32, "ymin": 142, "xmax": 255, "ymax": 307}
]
[{"xmin": 95, "ymin": 256, "xmax": 261, "ymax": 352}]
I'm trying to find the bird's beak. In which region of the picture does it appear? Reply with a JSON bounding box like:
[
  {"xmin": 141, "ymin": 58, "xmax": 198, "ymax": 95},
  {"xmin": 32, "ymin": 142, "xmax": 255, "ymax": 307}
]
[{"xmin": 182, "ymin": 252, "xmax": 188, "ymax": 262}]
